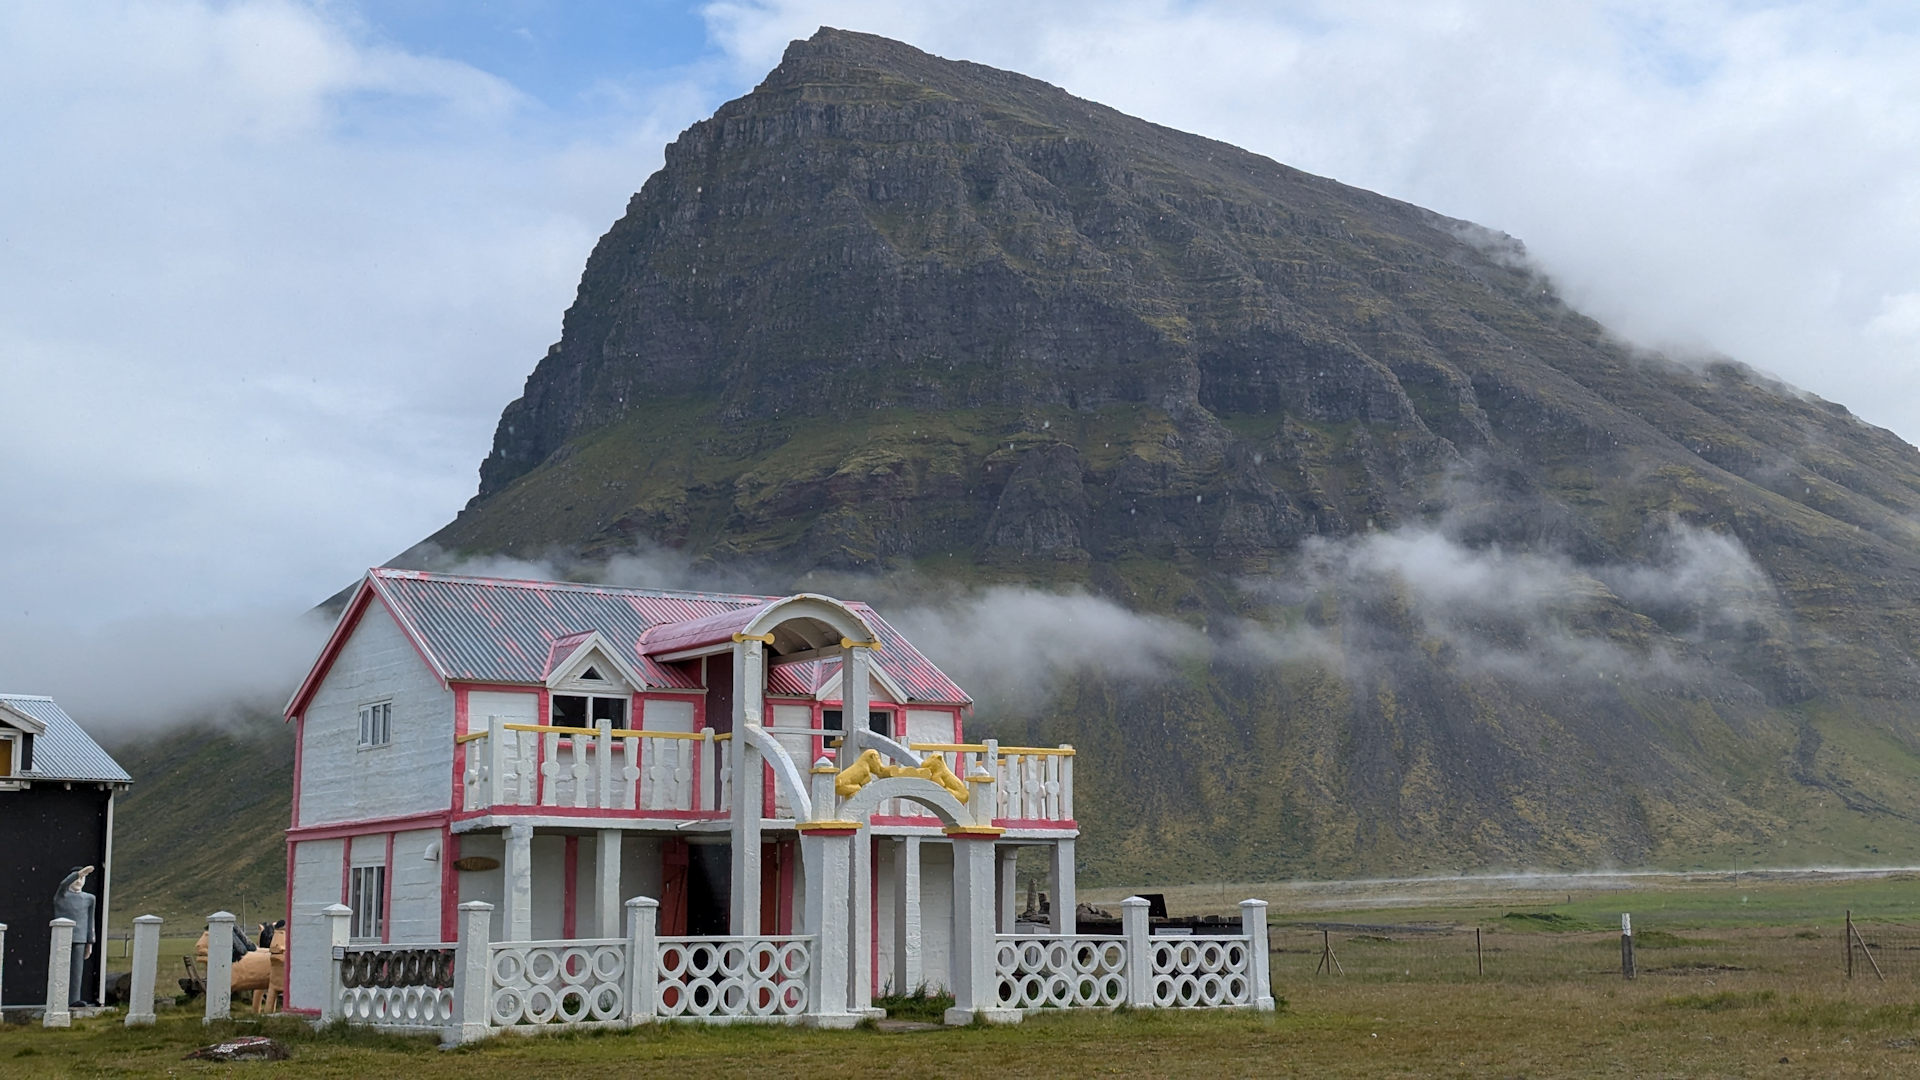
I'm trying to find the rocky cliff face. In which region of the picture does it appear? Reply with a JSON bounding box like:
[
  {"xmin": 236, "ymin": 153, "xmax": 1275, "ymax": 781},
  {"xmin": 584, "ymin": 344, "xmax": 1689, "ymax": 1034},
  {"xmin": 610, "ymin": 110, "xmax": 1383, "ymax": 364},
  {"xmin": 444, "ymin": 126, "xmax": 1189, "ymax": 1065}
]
[{"xmin": 429, "ymin": 29, "xmax": 1920, "ymax": 881}]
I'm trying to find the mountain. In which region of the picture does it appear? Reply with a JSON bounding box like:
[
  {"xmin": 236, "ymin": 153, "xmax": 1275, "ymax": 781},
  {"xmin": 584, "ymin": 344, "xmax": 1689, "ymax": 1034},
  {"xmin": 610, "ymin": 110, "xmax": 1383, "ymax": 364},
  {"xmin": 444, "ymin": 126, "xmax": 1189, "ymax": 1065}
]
[{"xmin": 137, "ymin": 28, "xmax": 1920, "ymax": 895}]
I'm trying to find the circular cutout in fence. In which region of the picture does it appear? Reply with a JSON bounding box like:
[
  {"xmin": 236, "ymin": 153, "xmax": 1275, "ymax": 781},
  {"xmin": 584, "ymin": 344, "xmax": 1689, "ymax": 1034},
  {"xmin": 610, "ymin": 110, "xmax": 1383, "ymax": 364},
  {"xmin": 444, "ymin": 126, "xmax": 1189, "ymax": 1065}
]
[
  {"xmin": 1044, "ymin": 941, "xmax": 1071, "ymax": 973},
  {"xmin": 527, "ymin": 949, "xmax": 561, "ymax": 984},
  {"xmin": 995, "ymin": 942, "xmax": 1019, "ymax": 973},
  {"xmin": 1018, "ymin": 973, "xmax": 1044, "ymax": 1009},
  {"xmin": 492, "ymin": 950, "xmax": 525, "ymax": 987},
  {"xmin": 658, "ymin": 945, "xmax": 688, "ymax": 976},
  {"xmin": 1100, "ymin": 942, "xmax": 1126, "ymax": 972},
  {"xmin": 1099, "ymin": 973, "xmax": 1125, "ymax": 1005},
  {"xmin": 589, "ymin": 985, "xmax": 624, "ymax": 1022},
  {"xmin": 1224, "ymin": 974, "xmax": 1248, "ymax": 1003},
  {"xmin": 777, "ymin": 942, "xmax": 810, "ymax": 978},
  {"xmin": 556, "ymin": 989, "xmax": 590, "ymax": 1024},
  {"xmin": 1020, "ymin": 941, "xmax": 1047, "ymax": 971},
  {"xmin": 1199, "ymin": 942, "xmax": 1224, "ymax": 971},
  {"xmin": 778, "ymin": 982, "xmax": 808, "ymax": 1015},
  {"xmin": 688, "ymin": 944, "xmax": 721, "ymax": 979},
  {"xmin": 719, "ymin": 977, "xmax": 748, "ymax": 1016},
  {"xmin": 1199, "ymin": 972, "xmax": 1226, "ymax": 1007},
  {"xmin": 1224, "ymin": 943, "xmax": 1246, "ymax": 969},
  {"xmin": 560, "ymin": 947, "xmax": 594, "ymax": 986},
  {"xmin": 720, "ymin": 943, "xmax": 750, "ymax": 977},
  {"xmin": 490, "ymin": 986, "xmax": 526, "ymax": 1026},
  {"xmin": 592, "ymin": 946, "xmax": 625, "ymax": 982},
  {"xmin": 525, "ymin": 986, "xmax": 559, "ymax": 1025},
  {"xmin": 1044, "ymin": 974, "xmax": 1071, "ymax": 1006}
]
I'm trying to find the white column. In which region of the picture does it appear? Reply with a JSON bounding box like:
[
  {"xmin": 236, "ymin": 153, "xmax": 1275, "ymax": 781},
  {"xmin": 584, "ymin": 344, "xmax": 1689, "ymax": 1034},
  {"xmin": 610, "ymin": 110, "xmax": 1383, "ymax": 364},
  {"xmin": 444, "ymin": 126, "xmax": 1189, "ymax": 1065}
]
[
  {"xmin": 851, "ymin": 826, "xmax": 873, "ymax": 1012},
  {"xmin": 841, "ymin": 644, "xmax": 870, "ymax": 742},
  {"xmin": 503, "ymin": 823, "xmax": 533, "ymax": 942},
  {"xmin": 320, "ymin": 904, "xmax": 350, "ymax": 1022},
  {"xmin": 1121, "ymin": 897, "xmax": 1152, "ymax": 1008},
  {"xmin": 452, "ymin": 900, "xmax": 493, "ymax": 1043},
  {"xmin": 1240, "ymin": 899, "xmax": 1274, "ymax": 1011},
  {"xmin": 0, "ymin": 923, "xmax": 6, "ymax": 1011},
  {"xmin": 945, "ymin": 834, "xmax": 1014, "ymax": 1025},
  {"xmin": 624, "ymin": 896, "xmax": 659, "ymax": 1024},
  {"xmin": 1049, "ymin": 838, "xmax": 1077, "ymax": 936},
  {"xmin": 798, "ymin": 826, "xmax": 857, "ymax": 1027},
  {"xmin": 204, "ymin": 911, "xmax": 235, "ymax": 1023},
  {"xmin": 892, "ymin": 837, "xmax": 922, "ymax": 993},
  {"xmin": 730, "ymin": 638, "xmax": 766, "ymax": 937},
  {"xmin": 595, "ymin": 830, "xmax": 622, "ymax": 939},
  {"xmin": 125, "ymin": 915, "xmax": 162, "ymax": 1026},
  {"xmin": 997, "ymin": 845, "xmax": 1019, "ymax": 933},
  {"xmin": 43, "ymin": 918, "xmax": 74, "ymax": 1028}
]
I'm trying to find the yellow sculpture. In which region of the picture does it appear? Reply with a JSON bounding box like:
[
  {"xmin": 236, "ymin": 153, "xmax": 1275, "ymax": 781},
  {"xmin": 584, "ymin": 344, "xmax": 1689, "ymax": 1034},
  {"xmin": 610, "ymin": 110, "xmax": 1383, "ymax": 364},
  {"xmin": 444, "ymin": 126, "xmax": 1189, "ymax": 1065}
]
[{"xmin": 834, "ymin": 748, "xmax": 969, "ymax": 803}]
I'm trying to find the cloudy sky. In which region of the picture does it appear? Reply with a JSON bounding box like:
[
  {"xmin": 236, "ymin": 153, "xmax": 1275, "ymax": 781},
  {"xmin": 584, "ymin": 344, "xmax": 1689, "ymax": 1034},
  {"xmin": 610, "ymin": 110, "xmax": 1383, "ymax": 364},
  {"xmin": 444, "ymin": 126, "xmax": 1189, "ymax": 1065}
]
[{"xmin": 2, "ymin": 0, "xmax": 1917, "ymax": 724}]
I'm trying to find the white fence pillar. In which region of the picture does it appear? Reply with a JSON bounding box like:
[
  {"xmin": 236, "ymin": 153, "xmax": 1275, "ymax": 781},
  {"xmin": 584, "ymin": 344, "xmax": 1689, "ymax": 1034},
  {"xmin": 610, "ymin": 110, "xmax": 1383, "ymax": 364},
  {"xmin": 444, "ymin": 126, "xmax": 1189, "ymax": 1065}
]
[
  {"xmin": 503, "ymin": 823, "xmax": 533, "ymax": 942},
  {"xmin": 204, "ymin": 912, "xmax": 235, "ymax": 1023},
  {"xmin": 1050, "ymin": 838, "xmax": 1077, "ymax": 936},
  {"xmin": 0, "ymin": 922, "xmax": 7, "ymax": 1013},
  {"xmin": 595, "ymin": 830, "xmax": 624, "ymax": 939},
  {"xmin": 43, "ymin": 918, "xmax": 74, "ymax": 1028},
  {"xmin": 997, "ymin": 845, "xmax": 1019, "ymax": 933},
  {"xmin": 1121, "ymin": 897, "xmax": 1152, "ymax": 1008},
  {"xmin": 851, "ymin": 826, "xmax": 873, "ymax": 1013},
  {"xmin": 1240, "ymin": 899, "xmax": 1274, "ymax": 1011},
  {"xmin": 893, "ymin": 837, "xmax": 922, "ymax": 993},
  {"xmin": 799, "ymin": 824, "xmax": 857, "ymax": 1027},
  {"xmin": 946, "ymin": 832, "xmax": 1009, "ymax": 1025},
  {"xmin": 624, "ymin": 896, "xmax": 659, "ymax": 1024},
  {"xmin": 319, "ymin": 904, "xmax": 351, "ymax": 1022},
  {"xmin": 125, "ymin": 915, "xmax": 162, "ymax": 1026},
  {"xmin": 452, "ymin": 900, "xmax": 493, "ymax": 1043}
]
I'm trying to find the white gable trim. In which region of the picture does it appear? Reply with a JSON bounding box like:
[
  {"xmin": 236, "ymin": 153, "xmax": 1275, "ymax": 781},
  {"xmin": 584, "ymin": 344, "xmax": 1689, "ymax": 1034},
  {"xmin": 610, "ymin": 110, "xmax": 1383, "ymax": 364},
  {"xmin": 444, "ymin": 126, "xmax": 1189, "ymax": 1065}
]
[
  {"xmin": 816, "ymin": 664, "xmax": 907, "ymax": 705},
  {"xmin": 0, "ymin": 701, "xmax": 48, "ymax": 735},
  {"xmin": 545, "ymin": 632, "xmax": 647, "ymax": 694}
]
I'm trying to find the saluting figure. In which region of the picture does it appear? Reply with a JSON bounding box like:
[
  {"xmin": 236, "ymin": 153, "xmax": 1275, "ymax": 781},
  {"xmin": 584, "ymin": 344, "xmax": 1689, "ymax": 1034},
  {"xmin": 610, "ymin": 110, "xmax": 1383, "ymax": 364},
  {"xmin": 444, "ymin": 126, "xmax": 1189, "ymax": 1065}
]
[{"xmin": 52, "ymin": 866, "xmax": 96, "ymax": 1007}]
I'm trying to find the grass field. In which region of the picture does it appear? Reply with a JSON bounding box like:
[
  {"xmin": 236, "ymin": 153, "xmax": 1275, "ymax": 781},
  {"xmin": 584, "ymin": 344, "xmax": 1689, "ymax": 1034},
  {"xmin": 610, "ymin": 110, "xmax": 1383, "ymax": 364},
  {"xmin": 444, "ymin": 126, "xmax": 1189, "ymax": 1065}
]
[{"xmin": 6, "ymin": 870, "xmax": 1920, "ymax": 1077}]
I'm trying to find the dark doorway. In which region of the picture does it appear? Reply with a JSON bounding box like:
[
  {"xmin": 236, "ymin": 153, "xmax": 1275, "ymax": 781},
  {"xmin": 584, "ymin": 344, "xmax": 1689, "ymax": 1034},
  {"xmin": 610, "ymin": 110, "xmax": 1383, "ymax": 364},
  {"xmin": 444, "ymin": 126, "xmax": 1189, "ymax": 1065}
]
[
  {"xmin": 685, "ymin": 842, "xmax": 731, "ymax": 936},
  {"xmin": 706, "ymin": 654, "xmax": 734, "ymax": 735}
]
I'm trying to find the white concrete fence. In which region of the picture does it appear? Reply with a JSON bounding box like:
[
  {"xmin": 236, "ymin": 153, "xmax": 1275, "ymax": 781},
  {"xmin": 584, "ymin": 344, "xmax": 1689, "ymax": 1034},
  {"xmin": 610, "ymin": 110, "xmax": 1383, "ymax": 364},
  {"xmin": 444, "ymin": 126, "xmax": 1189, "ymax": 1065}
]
[{"xmin": 316, "ymin": 893, "xmax": 1273, "ymax": 1044}]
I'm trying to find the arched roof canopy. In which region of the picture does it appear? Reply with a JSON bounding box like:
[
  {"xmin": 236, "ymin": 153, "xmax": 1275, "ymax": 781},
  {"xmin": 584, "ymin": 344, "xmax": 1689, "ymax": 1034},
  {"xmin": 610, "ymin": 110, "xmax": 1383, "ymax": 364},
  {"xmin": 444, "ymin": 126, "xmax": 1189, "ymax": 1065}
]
[{"xmin": 745, "ymin": 594, "xmax": 880, "ymax": 657}]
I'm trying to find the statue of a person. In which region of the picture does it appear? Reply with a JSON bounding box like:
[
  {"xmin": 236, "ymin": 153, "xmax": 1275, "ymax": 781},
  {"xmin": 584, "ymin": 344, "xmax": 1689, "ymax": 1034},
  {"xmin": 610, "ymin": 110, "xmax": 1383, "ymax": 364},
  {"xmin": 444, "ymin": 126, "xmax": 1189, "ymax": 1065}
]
[{"xmin": 52, "ymin": 866, "xmax": 95, "ymax": 1007}]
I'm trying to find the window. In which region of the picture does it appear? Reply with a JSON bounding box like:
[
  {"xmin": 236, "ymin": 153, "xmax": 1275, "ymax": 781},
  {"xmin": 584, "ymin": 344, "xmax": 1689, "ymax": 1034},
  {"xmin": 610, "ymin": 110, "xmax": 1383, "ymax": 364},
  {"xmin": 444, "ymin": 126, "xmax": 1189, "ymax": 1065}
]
[
  {"xmin": 358, "ymin": 701, "xmax": 392, "ymax": 747},
  {"xmin": 821, "ymin": 710, "xmax": 893, "ymax": 738},
  {"xmin": 349, "ymin": 865, "xmax": 386, "ymax": 940},
  {"xmin": 550, "ymin": 693, "xmax": 628, "ymax": 730}
]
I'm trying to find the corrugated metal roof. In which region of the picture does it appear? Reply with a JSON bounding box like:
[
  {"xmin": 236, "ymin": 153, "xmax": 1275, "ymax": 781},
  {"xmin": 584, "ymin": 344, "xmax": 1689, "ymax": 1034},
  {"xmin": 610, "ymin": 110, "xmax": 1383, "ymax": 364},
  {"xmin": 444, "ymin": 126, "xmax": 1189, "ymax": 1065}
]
[
  {"xmin": 0, "ymin": 694, "xmax": 132, "ymax": 783},
  {"xmin": 366, "ymin": 569, "xmax": 969, "ymax": 705}
]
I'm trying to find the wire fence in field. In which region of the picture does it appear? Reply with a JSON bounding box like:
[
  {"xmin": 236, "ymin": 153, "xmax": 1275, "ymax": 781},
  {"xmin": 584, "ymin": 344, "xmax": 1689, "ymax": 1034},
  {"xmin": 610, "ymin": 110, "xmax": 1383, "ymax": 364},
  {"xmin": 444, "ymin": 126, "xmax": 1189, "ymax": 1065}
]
[
  {"xmin": 1266, "ymin": 920, "xmax": 1855, "ymax": 983},
  {"xmin": 1845, "ymin": 917, "xmax": 1920, "ymax": 980}
]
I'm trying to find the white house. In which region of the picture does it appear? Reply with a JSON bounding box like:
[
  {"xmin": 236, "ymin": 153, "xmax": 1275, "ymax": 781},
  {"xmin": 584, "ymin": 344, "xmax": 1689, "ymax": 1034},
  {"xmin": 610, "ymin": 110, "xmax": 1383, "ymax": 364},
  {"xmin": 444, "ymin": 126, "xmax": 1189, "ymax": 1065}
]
[{"xmin": 282, "ymin": 568, "xmax": 1085, "ymax": 1019}]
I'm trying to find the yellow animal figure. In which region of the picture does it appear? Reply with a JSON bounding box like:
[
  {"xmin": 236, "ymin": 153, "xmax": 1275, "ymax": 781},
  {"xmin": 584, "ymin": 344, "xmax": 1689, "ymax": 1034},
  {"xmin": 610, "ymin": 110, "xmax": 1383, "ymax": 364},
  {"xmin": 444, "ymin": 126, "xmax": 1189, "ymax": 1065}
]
[{"xmin": 834, "ymin": 747, "xmax": 969, "ymax": 803}]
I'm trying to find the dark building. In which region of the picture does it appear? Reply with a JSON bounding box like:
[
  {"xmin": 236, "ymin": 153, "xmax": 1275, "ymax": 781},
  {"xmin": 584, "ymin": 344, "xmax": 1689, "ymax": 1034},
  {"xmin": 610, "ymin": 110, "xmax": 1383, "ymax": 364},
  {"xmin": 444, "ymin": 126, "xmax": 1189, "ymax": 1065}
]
[{"xmin": 1, "ymin": 694, "xmax": 130, "ymax": 1009}]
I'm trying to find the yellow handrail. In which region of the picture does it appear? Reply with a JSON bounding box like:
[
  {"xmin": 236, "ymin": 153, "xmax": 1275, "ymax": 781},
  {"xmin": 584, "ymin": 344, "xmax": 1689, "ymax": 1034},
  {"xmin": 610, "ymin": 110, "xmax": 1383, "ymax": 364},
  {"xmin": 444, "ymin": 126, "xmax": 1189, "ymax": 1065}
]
[
  {"xmin": 455, "ymin": 731, "xmax": 488, "ymax": 745},
  {"xmin": 908, "ymin": 742, "xmax": 1075, "ymax": 757}
]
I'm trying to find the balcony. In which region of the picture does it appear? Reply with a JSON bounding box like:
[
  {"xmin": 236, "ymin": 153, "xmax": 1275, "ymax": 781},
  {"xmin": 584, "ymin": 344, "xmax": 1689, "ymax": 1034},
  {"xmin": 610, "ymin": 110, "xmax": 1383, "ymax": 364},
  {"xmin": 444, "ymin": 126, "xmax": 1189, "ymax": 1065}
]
[{"xmin": 456, "ymin": 717, "xmax": 1075, "ymax": 829}]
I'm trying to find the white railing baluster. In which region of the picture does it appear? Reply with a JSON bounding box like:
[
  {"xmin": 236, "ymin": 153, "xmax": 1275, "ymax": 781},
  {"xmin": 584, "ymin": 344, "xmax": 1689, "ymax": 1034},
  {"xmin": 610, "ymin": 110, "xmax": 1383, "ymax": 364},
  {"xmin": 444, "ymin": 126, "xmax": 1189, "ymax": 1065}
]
[
  {"xmin": 540, "ymin": 730, "xmax": 562, "ymax": 806},
  {"xmin": 596, "ymin": 722, "xmax": 615, "ymax": 808}
]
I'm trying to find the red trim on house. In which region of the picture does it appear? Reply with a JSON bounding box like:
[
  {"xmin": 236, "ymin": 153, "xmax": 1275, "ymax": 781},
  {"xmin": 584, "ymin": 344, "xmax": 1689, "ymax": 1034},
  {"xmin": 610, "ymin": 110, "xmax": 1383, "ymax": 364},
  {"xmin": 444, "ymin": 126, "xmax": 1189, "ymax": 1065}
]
[
  {"xmin": 777, "ymin": 838, "xmax": 795, "ymax": 935},
  {"xmin": 339, "ymin": 842, "xmax": 351, "ymax": 906},
  {"xmin": 452, "ymin": 688, "xmax": 468, "ymax": 812},
  {"xmin": 288, "ymin": 810, "xmax": 451, "ymax": 843},
  {"xmin": 455, "ymin": 680, "xmax": 544, "ymax": 696},
  {"xmin": 290, "ymin": 715, "xmax": 305, "ymax": 827},
  {"xmin": 283, "ymin": 839, "xmax": 296, "ymax": 1007},
  {"xmin": 440, "ymin": 828, "xmax": 459, "ymax": 941},
  {"xmin": 562, "ymin": 836, "xmax": 579, "ymax": 939},
  {"xmin": 449, "ymin": 806, "xmax": 722, "ymax": 824},
  {"xmin": 287, "ymin": 578, "xmax": 453, "ymax": 720},
  {"xmin": 381, "ymin": 832, "xmax": 396, "ymax": 944},
  {"xmin": 992, "ymin": 819, "xmax": 1079, "ymax": 831}
]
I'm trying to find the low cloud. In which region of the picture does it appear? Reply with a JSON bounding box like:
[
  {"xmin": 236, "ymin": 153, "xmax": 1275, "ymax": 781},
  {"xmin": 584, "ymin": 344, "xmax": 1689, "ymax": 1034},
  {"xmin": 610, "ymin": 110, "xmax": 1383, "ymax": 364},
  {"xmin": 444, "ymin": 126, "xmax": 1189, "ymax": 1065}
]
[{"xmin": 0, "ymin": 609, "xmax": 332, "ymax": 741}]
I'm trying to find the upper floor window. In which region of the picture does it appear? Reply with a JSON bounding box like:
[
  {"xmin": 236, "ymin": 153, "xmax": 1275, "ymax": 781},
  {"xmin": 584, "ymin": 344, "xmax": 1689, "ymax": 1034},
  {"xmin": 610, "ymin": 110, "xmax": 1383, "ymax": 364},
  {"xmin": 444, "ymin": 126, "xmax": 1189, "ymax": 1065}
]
[
  {"xmin": 358, "ymin": 701, "xmax": 392, "ymax": 748},
  {"xmin": 822, "ymin": 709, "xmax": 894, "ymax": 739},
  {"xmin": 551, "ymin": 693, "xmax": 628, "ymax": 730}
]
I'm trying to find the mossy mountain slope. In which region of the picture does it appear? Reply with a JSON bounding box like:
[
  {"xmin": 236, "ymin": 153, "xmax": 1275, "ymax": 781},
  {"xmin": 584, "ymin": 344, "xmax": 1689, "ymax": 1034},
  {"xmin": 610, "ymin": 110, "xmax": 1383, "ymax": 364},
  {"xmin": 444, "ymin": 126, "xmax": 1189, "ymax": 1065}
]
[{"xmin": 424, "ymin": 29, "xmax": 1920, "ymax": 881}]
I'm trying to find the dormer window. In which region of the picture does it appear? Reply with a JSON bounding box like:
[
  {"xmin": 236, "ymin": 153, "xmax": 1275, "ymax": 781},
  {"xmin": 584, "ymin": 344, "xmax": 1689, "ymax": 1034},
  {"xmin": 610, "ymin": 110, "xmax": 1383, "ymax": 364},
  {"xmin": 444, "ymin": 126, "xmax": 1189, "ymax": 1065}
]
[{"xmin": 551, "ymin": 693, "xmax": 629, "ymax": 730}]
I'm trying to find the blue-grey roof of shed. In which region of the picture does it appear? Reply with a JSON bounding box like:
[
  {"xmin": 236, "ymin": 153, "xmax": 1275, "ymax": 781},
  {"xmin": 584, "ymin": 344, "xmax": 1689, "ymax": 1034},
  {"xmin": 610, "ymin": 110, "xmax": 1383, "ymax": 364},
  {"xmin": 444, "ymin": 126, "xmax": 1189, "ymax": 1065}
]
[{"xmin": 0, "ymin": 694, "xmax": 132, "ymax": 783}]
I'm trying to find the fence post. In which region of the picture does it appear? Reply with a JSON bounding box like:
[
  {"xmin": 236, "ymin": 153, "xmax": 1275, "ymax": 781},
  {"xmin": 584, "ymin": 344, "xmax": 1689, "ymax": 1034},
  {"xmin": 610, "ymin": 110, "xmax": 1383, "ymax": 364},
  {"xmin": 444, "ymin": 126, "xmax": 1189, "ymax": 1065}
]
[
  {"xmin": 1476, "ymin": 927, "xmax": 1484, "ymax": 977},
  {"xmin": 43, "ymin": 918, "xmax": 75, "ymax": 1028},
  {"xmin": 452, "ymin": 900, "xmax": 493, "ymax": 1043},
  {"xmin": 205, "ymin": 912, "xmax": 236, "ymax": 1023},
  {"xmin": 1620, "ymin": 913, "xmax": 1634, "ymax": 980},
  {"xmin": 1121, "ymin": 896, "xmax": 1152, "ymax": 1008},
  {"xmin": 125, "ymin": 915, "xmax": 163, "ymax": 1026},
  {"xmin": 319, "ymin": 903, "xmax": 351, "ymax": 1022},
  {"xmin": 624, "ymin": 896, "xmax": 658, "ymax": 1025},
  {"xmin": 0, "ymin": 922, "xmax": 7, "ymax": 1012},
  {"xmin": 1239, "ymin": 899, "xmax": 1274, "ymax": 1011},
  {"xmin": 1846, "ymin": 910, "xmax": 1853, "ymax": 979}
]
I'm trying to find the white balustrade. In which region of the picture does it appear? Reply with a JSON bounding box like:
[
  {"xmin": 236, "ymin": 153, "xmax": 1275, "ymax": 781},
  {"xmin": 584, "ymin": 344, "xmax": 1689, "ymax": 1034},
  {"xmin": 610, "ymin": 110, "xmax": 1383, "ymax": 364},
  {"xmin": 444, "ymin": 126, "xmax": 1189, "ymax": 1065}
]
[
  {"xmin": 655, "ymin": 936, "xmax": 811, "ymax": 1020},
  {"xmin": 1147, "ymin": 937, "xmax": 1256, "ymax": 1008},
  {"xmin": 334, "ymin": 944, "xmax": 458, "ymax": 1029},
  {"xmin": 993, "ymin": 936, "xmax": 1129, "ymax": 1009},
  {"xmin": 488, "ymin": 939, "xmax": 628, "ymax": 1027},
  {"xmin": 464, "ymin": 720, "xmax": 723, "ymax": 815}
]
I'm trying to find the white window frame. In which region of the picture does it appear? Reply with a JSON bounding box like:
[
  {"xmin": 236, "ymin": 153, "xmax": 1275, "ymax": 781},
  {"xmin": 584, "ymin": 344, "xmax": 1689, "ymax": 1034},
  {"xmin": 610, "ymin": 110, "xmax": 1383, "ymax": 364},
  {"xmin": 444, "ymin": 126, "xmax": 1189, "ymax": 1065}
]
[
  {"xmin": 348, "ymin": 864, "xmax": 386, "ymax": 941},
  {"xmin": 358, "ymin": 700, "xmax": 392, "ymax": 748},
  {"xmin": 548, "ymin": 692, "xmax": 630, "ymax": 730}
]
